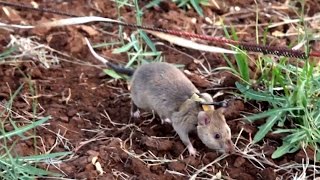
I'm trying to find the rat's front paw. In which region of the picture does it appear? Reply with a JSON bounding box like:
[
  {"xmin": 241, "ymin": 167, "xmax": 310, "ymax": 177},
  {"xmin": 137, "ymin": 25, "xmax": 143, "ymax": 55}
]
[
  {"xmin": 131, "ymin": 110, "xmax": 140, "ymax": 119},
  {"xmin": 187, "ymin": 144, "xmax": 197, "ymax": 156},
  {"xmin": 161, "ymin": 118, "xmax": 172, "ymax": 124}
]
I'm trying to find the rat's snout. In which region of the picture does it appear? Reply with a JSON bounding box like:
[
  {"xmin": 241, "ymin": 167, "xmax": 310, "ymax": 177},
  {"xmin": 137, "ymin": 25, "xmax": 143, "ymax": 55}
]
[{"xmin": 224, "ymin": 140, "xmax": 235, "ymax": 154}]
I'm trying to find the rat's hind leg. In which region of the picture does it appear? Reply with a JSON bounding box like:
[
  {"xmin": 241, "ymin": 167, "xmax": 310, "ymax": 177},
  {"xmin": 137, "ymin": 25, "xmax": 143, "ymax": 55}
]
[
  {"xmin": 172, "ymin": 123, "xmax": 197, "ymax": 156},
  {"xmin": 130, "ymin": 101, "xmax": 140, "ymax": 118}
]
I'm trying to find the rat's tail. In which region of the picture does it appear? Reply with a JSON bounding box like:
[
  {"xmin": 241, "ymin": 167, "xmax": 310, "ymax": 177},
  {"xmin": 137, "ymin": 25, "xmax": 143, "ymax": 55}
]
[
  {"xmin": 105, "ymin": 62, "xmax": 134, "ymax": 76},
  {"xmin": 85, "ymin": 37, "xmax": 134, "ymax": 76}
]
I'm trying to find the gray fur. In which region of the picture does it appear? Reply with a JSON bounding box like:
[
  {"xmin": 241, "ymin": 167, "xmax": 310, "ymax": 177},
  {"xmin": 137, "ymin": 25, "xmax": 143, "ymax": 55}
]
[
  {"xmin": 130, "ymin": 62, "xmax": 199, "ymax": 120},
  {"xmin": 128, "ymin": 62, "xmax": 234, "ymax": 155}
]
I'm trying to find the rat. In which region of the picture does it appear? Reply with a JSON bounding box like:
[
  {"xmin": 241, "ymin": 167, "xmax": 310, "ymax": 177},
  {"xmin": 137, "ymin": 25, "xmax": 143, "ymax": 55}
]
[
  {"xmin": 104, "ymin": 61, "xmax": 234, "ymax": 155},
  {"xmin": 85, "ymin": 38, "xmax": 234, "ymax": 155}
]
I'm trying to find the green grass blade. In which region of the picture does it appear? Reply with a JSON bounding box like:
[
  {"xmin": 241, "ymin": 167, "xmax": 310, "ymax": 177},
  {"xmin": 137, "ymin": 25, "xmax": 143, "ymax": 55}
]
[
  {"xmin": 92, "ymin": 41, "xmax": 122, "ymax": 48},
  {"xmin": 125, "ymin": 49, "xmax": 142, "ymax": 68},
  {"xmin": 18, "ymin": 152, "xmax": 71, "ymax": 161},
  {"xmin": 130, "ymin": 34, "xmax": 141, "ymax": 52},
  {"xmin": 271, "ymin": 141, "xmax": 300, "ymax": 159},
  {"xmin": 18, "ymin": 163, "xmax": 62, "ymax": 177},
  {"xmin": 253, "ymin": 111, "xmax": 283, "ymax": 143},
  {"xmin": 103, "ymin": 69, "xmax": 123, "ymax": 80},
  {"xmin": 139, "ymin": 31, "xmax": 157, "ymax": 52},
  {"xmin": 0, "ymin": 47, "xmax": 17, "ymax": 60},
  {"xmin": 112, "ymin": 40, "xmax": 138, "ymax": 54},
  {"xmin": 190, "ymin": 0, "xmax": 204, "ymax": 16},
  {"xmin": 144, "ymin": 0, "xmax": 163, "ymax": 9},
  {"xmin": 234, "ymin": 52, "xmax": 250, "ymax": 82},
  {"xmin": 245, "ymin": 107, "xmax": 303, "ymax": 122},
  {"xmin": 236, "ymin": 82, "xmax": 286, "ymax": 104},
  {"xmin": 0, "ymin": 116, "xmax": 51, "ymax": 139}
]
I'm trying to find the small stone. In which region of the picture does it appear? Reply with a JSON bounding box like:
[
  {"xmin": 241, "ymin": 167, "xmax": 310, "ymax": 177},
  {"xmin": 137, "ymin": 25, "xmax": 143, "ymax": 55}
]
[
  {"xmin": 59, "ymin": 116, "xmax": 69, "ymax": 123},
  {"xmin": 67, "ymin": 109, "xmax": 78, "ymax": 117},
  {"xmin": 60, "ymin": 163, "xmax": 75, "ymax": 175},
  {"xmin": 142, "ymin": 137, "xmax": 173, "ymax": 151},
  {"xmin": 183, "ymin": 156, "xmax": 199, "ymax": 167},
  {"xmin": 87, "ymin": 150, "xmax": 100, "ymax": 156},
  {"xmin": 85, "ymin": 163, "xmax": 95, "ymax": 171},
  {"xmin": 204, "ymin": 152, "xmax": 219, "ymax": 162},
  {"xmin": 295, "ymin": 146, "xmax": 315, "ymax": 162},
  {"xmin": 234, "ymin": 156, "xmax": 246, "ymax": 167},
  {"xmin": 259, "ymin": 167, "xmax": 277, "ymax": 180},
  {"xmin": 168, "ymin": 161, "xmax": 185, "ymax": 172},
  {"xmin": 30, "ymin": 67, "xmax": 42, "ymax": 78}
]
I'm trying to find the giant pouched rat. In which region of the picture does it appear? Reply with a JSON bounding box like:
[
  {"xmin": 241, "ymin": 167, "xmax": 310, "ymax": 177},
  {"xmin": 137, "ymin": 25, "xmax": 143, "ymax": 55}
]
[
  {"xmin": 85, "ymin": 37, "xmax": 234, "ymax": 155},
  {"xmin": 103, "ymin": 61, "xmax": 234, "ymax": 155}
]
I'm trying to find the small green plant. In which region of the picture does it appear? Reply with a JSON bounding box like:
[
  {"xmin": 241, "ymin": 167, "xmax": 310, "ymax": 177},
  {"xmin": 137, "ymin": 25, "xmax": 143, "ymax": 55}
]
[
  {"xmin": 0, "ymin": 47, "xmax": 71, "ymax": 179},
  {"xmin": 215, "ymin": 1, "xmax": 320, "ymax": 159},
  {"xmin": 0, "ymin": 83, "xmax": 71, "ymax": 179},
  {"xmin": 214, "ymin": 25, "xmax": 251, "ymax": 84},
  {"xmin": 237, "ymin": 59, "xmax": 320, "ymax": 159},
  {"xmin": 96, "ymin": 0, "xmax": 162, "ymax": 80}
]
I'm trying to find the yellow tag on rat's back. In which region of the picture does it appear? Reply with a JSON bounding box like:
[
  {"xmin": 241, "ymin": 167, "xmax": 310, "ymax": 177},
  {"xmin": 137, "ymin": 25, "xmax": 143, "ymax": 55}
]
[{"xmin": 201, "ymin": 104, "xmax": 211, "ymax": 112}]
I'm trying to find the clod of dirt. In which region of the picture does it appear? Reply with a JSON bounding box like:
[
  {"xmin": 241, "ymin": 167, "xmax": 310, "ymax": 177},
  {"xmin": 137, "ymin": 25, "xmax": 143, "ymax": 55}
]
[
  {"xmin": 219, "ymin": 71, "xmax": 239, "ymax": 87},
  {"xmin": 259, "ymin": 167, "xmax": 277, "ymax": 180},
  {"xmin": 98, "ymin": 173, "xmax": 115, "ymax": 180},
  {"xmin": 71, "ymin": 156, "xmax": 90, "ymax": 168},
  {"xmin": 294, "ymin": 146, "xmax": 315, "ymax": 162},
  {"xmin": 184, "ymin": 71, "xmax": 211, "ymax": 88},
  {"xmin": 67, "ymin": 30, "xmax": 85, "ymax": 56},
  {"xmin": 228, "ymin": 168, "xmax": 255, "ymax": 180},
  {"xmin": 0, "ymin": 29, "xmax": 10, "ymax": 49},
  {"xmin": 67, "ymin": 109, "xmax": 78, "ymax": 117},
  {"xmin": 141, "ymin": 136, "xmax": 174, "ymax": 151},
  {"xmin": 224, "ymin": 100, "xmax": 245, "ymax": 119},
  {"xmin": 238, "ymin": 121, "xmax": 258, "ymax": 140},
  {"xmin": 168, "ymin": 161, "xmax": 185, "ymax": 172},
  {"xmin": 75, "ymin": 171, "xmax": 98, "ymax": 179},
  {"xmin": 150, "ymin": 165, "xmax": 166, "ymax": 174},
  {"xmin": 237, "ymin": 122, "xmax": 257, "ymax": 140},
  {"xmin": 233, "ymin": 156, "xmax": 246, "ymax": 167},
  {"xmin": 13, "ymin": 142, "xmax": 33, "ymax": 157},
  {"xmin": 87, "ymin": 150, "xmax": 100, "ymax": 156},
  {"xmin": 59, "ymin": 116, "xmax": 69, "ymax": 123},
  {"xmin": 98, "ymin": 138, "xmax": 127, "ymax": 162},
  {"xmin": 183, "ymin": 156, "xmax": 199, "ymax": 167},
  {"xmin": 44, "ymin": 135, "xmax": 55, "ymax": 147},
  {"xmin": 47, "ymin": 33, "xmax": 69, "ymax": 51},
  {"xmin": 130, "ymin": 158, "xmax": 159, "ymax": 179},
  {"xmin": 28, "ymin": 67, "xmax": 43, "ymax": 79},
  {"xmin": 171, "ymin": 141, "xmax": 185, "ymax": 156},
  {"xmin": 202, "ymin": 152, "xmax": 220, "ymax": 164},
  {"xmin": 59, "ymin": 163, "xmax": 76, "ymax": 175},
  {"xmin": 261, "ymin": 143, "xmax": 277, "ymax": 156}
]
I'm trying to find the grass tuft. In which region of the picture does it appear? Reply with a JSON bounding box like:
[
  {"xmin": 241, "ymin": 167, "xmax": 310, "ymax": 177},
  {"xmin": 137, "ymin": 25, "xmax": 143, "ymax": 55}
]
[{"xmin": 0, "ymin": 48, "xmax": 71, "ymax": 179}]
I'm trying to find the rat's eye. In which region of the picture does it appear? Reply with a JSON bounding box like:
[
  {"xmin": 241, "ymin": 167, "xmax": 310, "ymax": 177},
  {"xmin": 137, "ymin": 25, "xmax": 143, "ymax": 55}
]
[{"xmin": 214, "ymin": 133, "xmax": 221, "ymax": 139}]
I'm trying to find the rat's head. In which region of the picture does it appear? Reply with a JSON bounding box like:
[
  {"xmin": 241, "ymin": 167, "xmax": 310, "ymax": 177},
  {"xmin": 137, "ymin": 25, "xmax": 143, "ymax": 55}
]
[{"xmin": 196, "ymin": 108, "xmax": 234, "ymax": 154}]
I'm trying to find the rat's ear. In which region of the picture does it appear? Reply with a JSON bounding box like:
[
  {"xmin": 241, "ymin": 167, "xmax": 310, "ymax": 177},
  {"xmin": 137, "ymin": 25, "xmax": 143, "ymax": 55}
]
[{"xmin": 198, "ymin": 111, "xmax": 210, "ymax": 125}]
